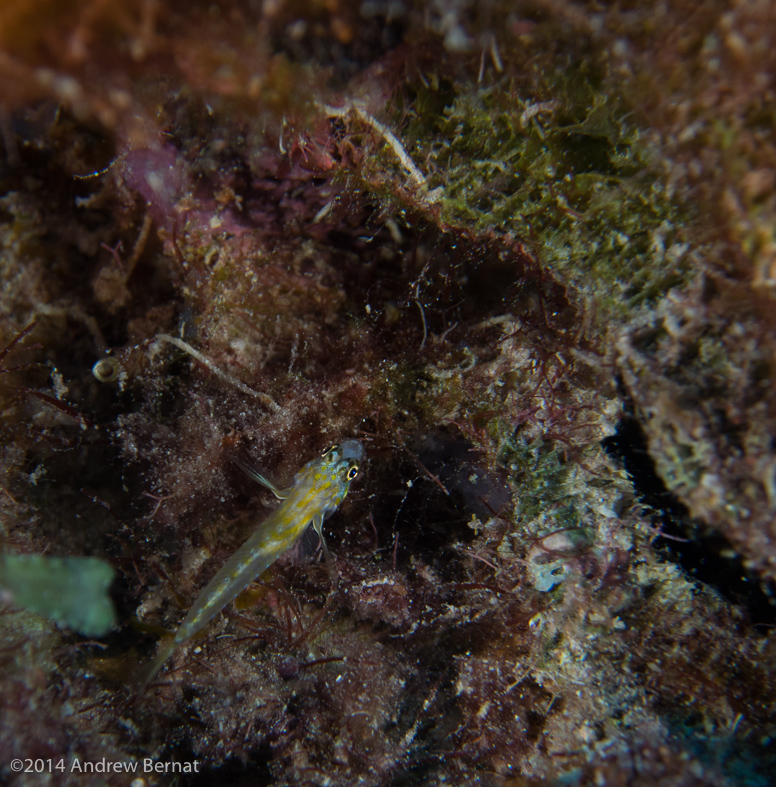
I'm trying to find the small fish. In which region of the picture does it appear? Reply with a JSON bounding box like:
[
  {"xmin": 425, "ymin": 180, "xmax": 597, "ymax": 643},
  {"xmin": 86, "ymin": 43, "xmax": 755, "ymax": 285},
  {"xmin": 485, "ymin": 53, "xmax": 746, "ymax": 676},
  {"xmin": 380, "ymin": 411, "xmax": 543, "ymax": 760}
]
[{"xmin": 140, "ymin": 439, "xmax": 364, "ymax": 686}]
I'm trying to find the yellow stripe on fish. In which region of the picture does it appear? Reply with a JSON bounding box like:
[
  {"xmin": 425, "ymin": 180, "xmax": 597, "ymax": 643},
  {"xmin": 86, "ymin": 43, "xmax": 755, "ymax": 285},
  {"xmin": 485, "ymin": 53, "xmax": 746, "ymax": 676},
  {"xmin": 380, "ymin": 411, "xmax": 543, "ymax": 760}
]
[{"xmin": 140, "ymin": 439, "xmax": 364, "ymax": 687}]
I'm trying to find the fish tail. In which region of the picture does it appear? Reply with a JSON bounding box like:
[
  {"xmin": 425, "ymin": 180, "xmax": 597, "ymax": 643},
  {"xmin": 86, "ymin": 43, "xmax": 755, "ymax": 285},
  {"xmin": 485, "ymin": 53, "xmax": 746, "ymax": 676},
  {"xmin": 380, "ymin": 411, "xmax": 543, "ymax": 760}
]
[{"xmin": 137, "ymin": 637, "xmax": 177, "ymax": 690}]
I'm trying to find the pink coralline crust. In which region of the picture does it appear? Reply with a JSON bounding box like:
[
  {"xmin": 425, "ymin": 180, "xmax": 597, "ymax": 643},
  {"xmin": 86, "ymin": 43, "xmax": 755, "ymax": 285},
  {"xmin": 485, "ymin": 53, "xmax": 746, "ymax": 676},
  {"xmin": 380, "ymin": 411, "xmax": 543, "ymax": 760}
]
[
  {"xmin": 120, "ymin": 146, "xmax": 192, "ymax": 231},
  {"xmin": 118, "ymin": 138, "xmax": 350, "ymax": 259}
]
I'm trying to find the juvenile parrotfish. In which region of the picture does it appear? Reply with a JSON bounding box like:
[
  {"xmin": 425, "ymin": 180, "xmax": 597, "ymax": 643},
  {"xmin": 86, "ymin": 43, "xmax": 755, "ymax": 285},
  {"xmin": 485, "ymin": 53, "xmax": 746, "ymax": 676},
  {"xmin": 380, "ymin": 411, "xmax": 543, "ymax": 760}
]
[{"xmin": 141, "ymin": 439, "xmax": 364, "ymax": 686}]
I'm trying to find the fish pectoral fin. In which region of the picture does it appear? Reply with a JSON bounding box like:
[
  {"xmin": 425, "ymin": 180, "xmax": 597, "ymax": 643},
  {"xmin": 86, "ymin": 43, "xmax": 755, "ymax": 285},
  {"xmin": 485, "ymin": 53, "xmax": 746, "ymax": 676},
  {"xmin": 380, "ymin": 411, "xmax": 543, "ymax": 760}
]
[
  {"xmin": 233, "ymin": 457, "xmax": 291, "ymax": 499},
  {"xmin": 311, "ymin": 513, "xmax": 337, "ymax": 584}
]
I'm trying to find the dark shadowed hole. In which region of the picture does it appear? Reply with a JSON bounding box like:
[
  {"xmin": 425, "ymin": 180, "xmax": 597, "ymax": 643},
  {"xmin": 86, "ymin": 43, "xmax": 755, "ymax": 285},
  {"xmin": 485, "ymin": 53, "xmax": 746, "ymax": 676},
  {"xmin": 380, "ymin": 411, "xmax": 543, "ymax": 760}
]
[
  {"xmin": 602, "ymin": 415, "xmax": 776, "ymax": 628},
  {"xmin": 367, "ymin": 431, "xmax": 512, "ymax": 579}
]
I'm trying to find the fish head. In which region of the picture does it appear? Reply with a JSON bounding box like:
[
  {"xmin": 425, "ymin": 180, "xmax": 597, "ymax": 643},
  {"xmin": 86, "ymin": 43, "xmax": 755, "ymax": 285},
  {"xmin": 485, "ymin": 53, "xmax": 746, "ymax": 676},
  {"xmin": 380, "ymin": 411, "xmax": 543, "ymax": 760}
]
[
  {"xmin": 320, "ymin": 439, "xmax": 364, "ymax": 483},
  {"xmin": 302, "ymin": 439, "xmax": 364, "ymax": 513}
]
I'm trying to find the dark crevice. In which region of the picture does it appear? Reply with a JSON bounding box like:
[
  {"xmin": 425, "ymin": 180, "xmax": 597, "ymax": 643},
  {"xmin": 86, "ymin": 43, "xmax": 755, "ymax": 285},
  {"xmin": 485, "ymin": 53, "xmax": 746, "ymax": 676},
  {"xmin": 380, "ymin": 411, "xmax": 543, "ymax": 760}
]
[{"xmin": 602, "ymin": 415, "xmax": 776, "ymax": 628}]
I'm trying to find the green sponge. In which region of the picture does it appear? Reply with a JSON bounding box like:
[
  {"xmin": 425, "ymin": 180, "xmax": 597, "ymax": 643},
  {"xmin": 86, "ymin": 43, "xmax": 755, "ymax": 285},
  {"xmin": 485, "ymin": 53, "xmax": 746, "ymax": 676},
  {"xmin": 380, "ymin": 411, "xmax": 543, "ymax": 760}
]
[{"xmin": 0, "ymin": 553, "xmax": 116, "ymax": 637}]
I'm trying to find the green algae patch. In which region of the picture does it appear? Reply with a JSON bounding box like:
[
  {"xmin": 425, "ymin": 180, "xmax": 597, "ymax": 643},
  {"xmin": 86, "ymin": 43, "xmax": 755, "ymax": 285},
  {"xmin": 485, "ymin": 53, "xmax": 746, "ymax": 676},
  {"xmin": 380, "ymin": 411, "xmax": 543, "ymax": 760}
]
[
  {"xmin": 0, "ymin": 553, "xmax": 116, "ymax": 637},
  {"xmin": 403, "ymin": 76, "xmax": 693, "ymax": 323},
  {"xmin": 501, "ymin": 434, "xmax": 582, "ymax": 529}
]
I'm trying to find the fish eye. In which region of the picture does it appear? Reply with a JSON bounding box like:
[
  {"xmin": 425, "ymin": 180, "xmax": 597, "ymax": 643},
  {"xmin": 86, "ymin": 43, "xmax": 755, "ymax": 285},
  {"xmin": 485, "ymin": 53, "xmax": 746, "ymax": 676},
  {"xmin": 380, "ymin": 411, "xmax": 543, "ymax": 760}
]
[
  {"xmin": 347, "ymin": 464, "xmax": 359, "ymax": 480},
  {"xmin": 321, "ymin": 444, "xmax": 339, "ymax": 457}
]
